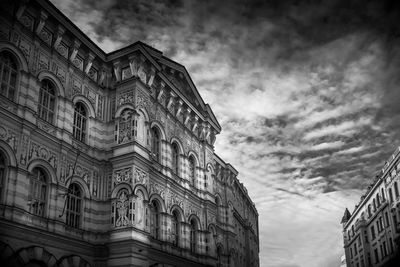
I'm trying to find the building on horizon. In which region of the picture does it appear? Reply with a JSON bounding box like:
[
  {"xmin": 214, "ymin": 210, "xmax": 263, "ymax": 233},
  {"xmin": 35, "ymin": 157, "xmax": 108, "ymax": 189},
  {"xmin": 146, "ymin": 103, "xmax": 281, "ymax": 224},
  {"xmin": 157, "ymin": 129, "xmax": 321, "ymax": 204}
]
[
  {"xmin": 0, "ymin": 0, "xmax": 259, "ymax": 266},
  {"xmin": 341, "ymin": 147, "xmax": 400, "ymax": 267}
]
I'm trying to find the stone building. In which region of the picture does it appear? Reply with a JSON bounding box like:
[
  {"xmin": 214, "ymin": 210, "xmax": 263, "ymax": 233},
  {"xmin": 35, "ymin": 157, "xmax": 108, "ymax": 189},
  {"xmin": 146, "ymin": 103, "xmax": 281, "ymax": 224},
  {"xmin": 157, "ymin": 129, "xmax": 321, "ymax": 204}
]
[
  {"xmin": 341, "ymin": 147, "xmax": 400, "ymax": 267},
  {"xmin": 0, "ymin": 0, "xmax": 259, "ymax": 266}
]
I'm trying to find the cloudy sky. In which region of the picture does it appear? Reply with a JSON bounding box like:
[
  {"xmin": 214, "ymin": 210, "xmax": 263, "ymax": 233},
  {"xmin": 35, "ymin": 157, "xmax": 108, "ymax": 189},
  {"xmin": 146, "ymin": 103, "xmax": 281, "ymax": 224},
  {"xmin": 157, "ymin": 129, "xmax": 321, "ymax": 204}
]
[{"xmin": 50, "ymin": 0, "xmax": 400, "ymax": 266}]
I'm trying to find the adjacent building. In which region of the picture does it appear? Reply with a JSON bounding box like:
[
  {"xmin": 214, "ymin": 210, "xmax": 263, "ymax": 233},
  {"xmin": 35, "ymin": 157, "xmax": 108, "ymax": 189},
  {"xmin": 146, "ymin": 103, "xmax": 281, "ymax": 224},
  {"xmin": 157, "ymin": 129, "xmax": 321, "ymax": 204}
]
[
  {"xmin": 341, "ymin": 147, "xmax": 400, "ymax": 267},
  {"xmin": 0, "ymin": 0, "xmax": 259, "ymax": 266}
]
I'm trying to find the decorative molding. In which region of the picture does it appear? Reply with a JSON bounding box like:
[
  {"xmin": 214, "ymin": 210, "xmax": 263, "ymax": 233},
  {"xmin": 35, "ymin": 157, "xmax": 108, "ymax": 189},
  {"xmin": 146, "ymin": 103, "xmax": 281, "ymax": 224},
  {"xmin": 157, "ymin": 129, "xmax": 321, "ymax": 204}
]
[
  {"xmin": 27, "ymin": 141, "xmax": 58, "ymax": 171},
  {"xmin": 113, "ymin": 167, "xmax": 132, "ymax": 186}
]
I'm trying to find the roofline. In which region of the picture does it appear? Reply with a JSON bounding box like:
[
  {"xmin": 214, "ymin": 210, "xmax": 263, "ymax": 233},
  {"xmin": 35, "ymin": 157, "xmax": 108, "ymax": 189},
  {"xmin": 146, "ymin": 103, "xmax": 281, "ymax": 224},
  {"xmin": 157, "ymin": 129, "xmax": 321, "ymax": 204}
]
[{"xmin": 344, "ymin": 146, "xmax": 400, "ymax": 228}]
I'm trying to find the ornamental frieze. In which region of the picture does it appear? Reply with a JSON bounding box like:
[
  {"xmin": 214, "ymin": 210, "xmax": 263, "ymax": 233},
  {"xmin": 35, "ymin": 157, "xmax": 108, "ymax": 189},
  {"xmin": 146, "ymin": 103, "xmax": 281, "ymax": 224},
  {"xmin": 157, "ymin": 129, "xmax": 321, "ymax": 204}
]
[
  {"xmin": 28, "ymin": 141, "xmax": 58, "ymax": 171},
  {"xmin": 149, "ymin": 182, "xmax": 165, "ymax": 199},
  {"xmin": 113, "ymin": 167, "xmax": 132, "ymax": 186},
  {"xmin": 136, "ymin": 89, "xmax": 149, "ymax": 110},
  {"xmin": 134, "ymin": 167, "xmax": 148, "ymax": 186},
  {"xmin": 117, "ymin": 91, "xmax": 134, "ymax": 107},
  {"xmin": 0, "ymin": 125, "xmax": 18, "ymax": 152},
  {"xmin": 186, "ymin": 204, "xmax": 200, "ymax": 219},
  {"xmin": 167, "ymin": 191, "xmax": 184, "ymax": 211},
  {"xmin": 37, "ymin": 120, "xmax": 56, "ymax": 135}
]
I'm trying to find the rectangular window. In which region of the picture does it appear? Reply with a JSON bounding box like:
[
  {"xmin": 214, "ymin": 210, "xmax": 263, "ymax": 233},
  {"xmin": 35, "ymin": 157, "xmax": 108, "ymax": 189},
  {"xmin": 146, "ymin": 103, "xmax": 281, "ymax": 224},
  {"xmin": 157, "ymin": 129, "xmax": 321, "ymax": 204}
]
[
  {"xmin": 354, "ymin": 243, "xmax": 358, "ymax": 255},
  {"xmin": 385, "ymin": 212, "xmax": 390, "ymax": 227},
  {"xmin": 371, "ymin": 225, "xmax": 376, "ymax": 240},
  {"xmin": 383, "ymin": 241, "xmax": 387, "ymax": 257},
  {"xmin": 374, "ymin": 249, "xmax": 379, "ymax": 263}
]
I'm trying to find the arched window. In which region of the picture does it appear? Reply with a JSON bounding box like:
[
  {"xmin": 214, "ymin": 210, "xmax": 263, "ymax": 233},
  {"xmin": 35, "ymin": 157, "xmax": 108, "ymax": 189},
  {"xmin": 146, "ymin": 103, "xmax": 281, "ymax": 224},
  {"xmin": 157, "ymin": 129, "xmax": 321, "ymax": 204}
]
[
  {"xmin": 190, "ymin": 219, "xmax": 197, "ymax": 253},
  {"xmin": 73, "ymin": 102, "xmax": 87, "ymax": 142},
  {"xmin": 0, "ymin": 152, "xmax": 6, "ymax": 201},
  {"xmin": 217, "ymin": 245, "xmax": 222, "ymax": 265},
  {"xmin": 189, "ymin": 155, "xmax": 196, "ymax": 187},
  {"xmin": 216, "ymin": 197, "xmax": 222, "ymax": 222},
  {"xmin": 171, "ymin": 210, "xmax": 180, "ymax": 246},
  {"xmin": 38, "ymin": 79, "xmax": 56, "ymax": 123},
  {"xmin": 171, "ymin": 142, "xmax": 179, "ymax": 175},
  {"xmin": 0, "ymin": 51, "xmax": 18, "ymax": 101},
  {"xmin": 151, "ymin": 127, "xmax": 160, "ymax": 161},
  {"xmin": 66, "ymin": 183, "xmax": 82, "ymax": 228},
  {"xmin": 29, "ymin": 167, "xmax": 47, "ymax": 216},
  {"xmin": 150, "ymin": 200, "xmax": 160, "ymax": 239},
  {"xmin": 395, "ymin": 182, "xmax": 399, "ymax": 198}
]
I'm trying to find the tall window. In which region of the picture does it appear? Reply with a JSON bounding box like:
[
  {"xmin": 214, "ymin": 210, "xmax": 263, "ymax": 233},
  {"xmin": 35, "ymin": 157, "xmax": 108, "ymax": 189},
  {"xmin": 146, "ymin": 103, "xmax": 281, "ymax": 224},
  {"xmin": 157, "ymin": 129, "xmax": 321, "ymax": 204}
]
[
  {"xmin": 171, "ymin": 210, "xmax": 180, "ymax": 246},
  {"xmin": 151, "ymin": 127, "xmax": 160, "ymax": 161},
  {"xmin": 189, "ymin": 155, "xmax": 195, "ymax": 186},
  {"xmin": 66, "ymin": 183, "xmax": 82, "ymax": 228},
  {"xmin": 0, "ymin": 152, "xmax": 6, "ymax": 201},
  {"xmin": 29, "ymin": 168, "xmax": 47, "ymax": 216},
  {"xmin": 190, "ymin": 219, "xmax": 197, "ymax": 253},
  {"xmin": 150, "ymin": 200, "xmax": 160, "ymax": 239},
  {"xmin": 395, "ymin": 182, "xmax": 399, "ymax": 198},
  {"xmin": 171, "ymin": 142, "xmax": 179, "ymax": 175},
  {"xmin": 38, "ymin": 79, "xmax": 56, "ymax": 123},
  {"xmin": 389, "ymin": 188, "xmax": 393, "ymax": 202},
  {"xmin": 73, "ymin": 102, "xmax": 87, "ymax": 142},
  {"xmin": 0, "ymin": 51, "xmax": 17, "ymax": 101}
]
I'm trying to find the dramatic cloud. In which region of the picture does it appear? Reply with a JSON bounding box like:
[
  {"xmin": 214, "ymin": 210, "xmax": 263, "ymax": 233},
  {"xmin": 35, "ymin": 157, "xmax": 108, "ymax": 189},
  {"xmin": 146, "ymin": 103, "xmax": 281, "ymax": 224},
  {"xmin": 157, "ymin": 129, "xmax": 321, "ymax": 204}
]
[{"xmin": 50, "ymin": 0, "xmax": 400, "ymax": 266}]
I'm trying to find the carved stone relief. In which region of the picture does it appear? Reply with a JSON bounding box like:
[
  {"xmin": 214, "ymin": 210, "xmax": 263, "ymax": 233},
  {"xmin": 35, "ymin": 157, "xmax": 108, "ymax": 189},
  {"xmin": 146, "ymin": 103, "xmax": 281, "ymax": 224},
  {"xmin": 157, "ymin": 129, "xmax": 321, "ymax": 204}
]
[
  {"xmin": 117, "ymin": 91, "xmax": 134, "ymax": 107},
  {"xmin": 0, "ymin": 125, "xmax": 18, "ymax": 151},
  {"xmin": 28, "ymin": 141, "xmax": 58, "ymax": 171},
  {"xmin": 19, "ymin": 38, "xmax": 31, "ymax": 62},
  {"xmin": 149, "ymin": 182, "xmax": 165, "ymax": 199},
  {"xmin": 39, "ymin": 27, "xmax": 52, "ymax": 46},
  {"xmin": 113, "ymin": 167, "xmax": 132, "ymax": 186},
  {"xmin": 134, "ymin": 167, "xmax": 148, "ymax": 186},
  {"xmin": 38, "ymin": 52, "xmax": 49, "ymax": 71}
]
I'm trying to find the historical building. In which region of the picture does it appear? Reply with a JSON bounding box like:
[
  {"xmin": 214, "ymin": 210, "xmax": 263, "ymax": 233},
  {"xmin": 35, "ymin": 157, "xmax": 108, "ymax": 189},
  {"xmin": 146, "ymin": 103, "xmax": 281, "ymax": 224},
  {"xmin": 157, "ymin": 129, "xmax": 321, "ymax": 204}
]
[
  {"xmin": 0, "ymin": 0, "xmax": 259, "ymax": 266},
  {"xmin": 341, "ymin": 147, "xmax": 400, "ymax": 267}
]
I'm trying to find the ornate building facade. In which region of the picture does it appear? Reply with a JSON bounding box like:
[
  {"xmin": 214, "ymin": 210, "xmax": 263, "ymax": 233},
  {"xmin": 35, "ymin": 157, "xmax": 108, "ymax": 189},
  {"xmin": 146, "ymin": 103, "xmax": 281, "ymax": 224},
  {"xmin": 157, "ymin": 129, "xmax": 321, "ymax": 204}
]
[
  {"xmin": 0, "ymin": 0, "xmax": 259, "ymax": 266},
  {"xmin": 341, "ymin": 147, "xmax": 400, "ymax": 267}
]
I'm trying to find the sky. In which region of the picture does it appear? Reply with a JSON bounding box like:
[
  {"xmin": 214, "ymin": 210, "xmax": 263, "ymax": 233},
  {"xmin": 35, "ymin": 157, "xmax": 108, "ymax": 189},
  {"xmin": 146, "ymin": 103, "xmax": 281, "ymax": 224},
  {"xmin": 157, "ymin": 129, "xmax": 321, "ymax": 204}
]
[{"xmin": 49, "ymin": 0, "xmax": 400, "ymax": 266}]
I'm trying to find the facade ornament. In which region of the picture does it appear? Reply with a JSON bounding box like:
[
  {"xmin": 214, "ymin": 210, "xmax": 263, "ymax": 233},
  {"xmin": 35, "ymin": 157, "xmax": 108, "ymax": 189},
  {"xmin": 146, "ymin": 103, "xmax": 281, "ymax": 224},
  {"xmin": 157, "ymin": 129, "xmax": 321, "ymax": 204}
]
[
  {"xmin": 114, "ymin": 167, "xmax": 133, "ymax": 185},
  {"xmin": 16, "ymin": 0, "xmax": 29, "ymax": 20},
  {"xmin": 35, "ymin": 10, "xmax": 48, "ymax": 35},
  {"xmin": 129, "ymin": 54, "xmax": 139, "ymax": 77},
  {"xmin": 192, "ymin": 115, "xmax": 199, "ymax": 132},
  {"xmin": 167, "ymin": 91, "xmax": 176, "ymax": 110},
  {"xmin": 147, "ymin": 66, "xmax": 156, "ymax": 87},
  {"xmin": 53, "ymin": 25, "xmax": 65, "ymax": 49},
  {"xmin": 184, "ymin": 107, "xmax": 191, "ymax": 126},
  {"xmin": 176, "ymin": 99, "xmax": 183, "ymax": 117},
  {"xmin": 157, "ymin": 81, "xmax": 165, "ymax": 102},
  {"xmin": 115, "ymin": 191, "xmax": 130, "ymax": 227},
  {"xmin": 113, "ymin": 60, "xmax": 121, "ymax": 82},
  {"xmin": 69, "ymin": 39, "xmax": 81, "ymax": 62},
  {"xmin": 99, "ymin": 64, "xmax": 108, "ymax": 85},
  {"xmin": 85, "ymin": 52, "xmax": 95, "ymax": 74}
]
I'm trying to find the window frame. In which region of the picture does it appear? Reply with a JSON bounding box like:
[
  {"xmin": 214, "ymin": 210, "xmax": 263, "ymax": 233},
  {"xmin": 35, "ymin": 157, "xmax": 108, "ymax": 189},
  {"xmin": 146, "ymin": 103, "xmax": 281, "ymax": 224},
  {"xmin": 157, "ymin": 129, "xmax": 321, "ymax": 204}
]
[
  {"xmin": 66, "ymin": 183, "xmax": 83, "ymax": 229},
  {"xmin": 0, "ymin": 152, "xmax": 6, "ymax": 202},
  {"xmin": 38, "ymin": 79, "xmax": 56, "ymax": 123},
  {"xmin": 73, "ymin": 102, "xmax": 88, "ymax": 143},
  {"xmin": 28, "ymin": 167, "xmax": 48, "ymax": 217},
  {"xmin": 0, "ymin": 51, "xmax": 18, "ymax": 101},
  {"xmin": 151, "ymin": 127, "xmax": 161, "ymax": 162},
  {"xmin": 171, "ymin": 142, "xmax": 179, "ymax": 175}
]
